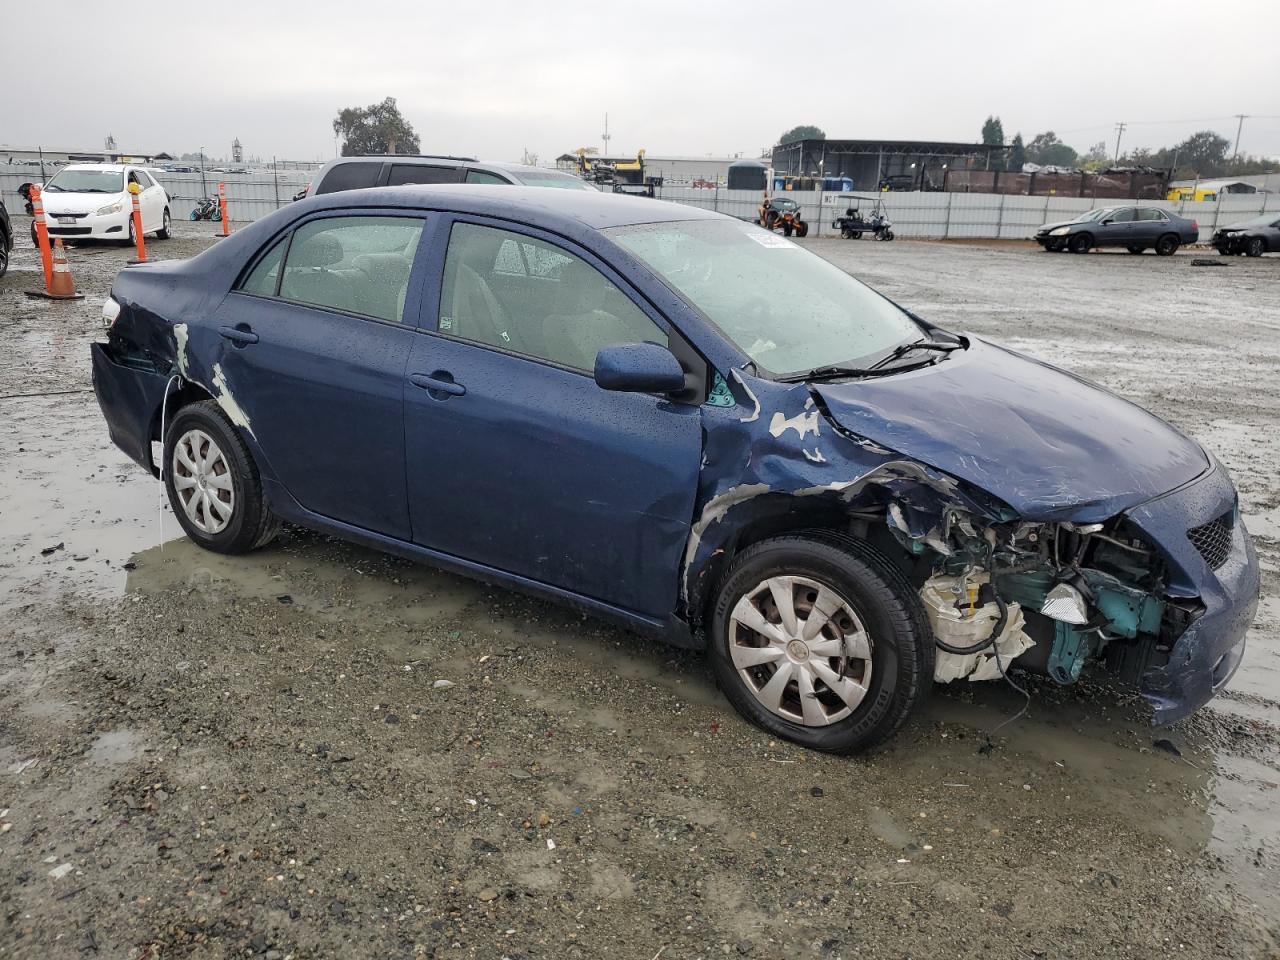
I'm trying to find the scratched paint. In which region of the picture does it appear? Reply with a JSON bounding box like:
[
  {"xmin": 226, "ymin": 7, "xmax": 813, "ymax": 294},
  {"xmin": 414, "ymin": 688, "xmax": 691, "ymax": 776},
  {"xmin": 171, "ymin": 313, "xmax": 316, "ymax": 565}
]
[
  {"xmin": 211, "ymin": 363, "xmax": 255, "ymax": 437},
  {"xmin": 173, "ymin": 323, "xmax": 190, "ymax": 378}
]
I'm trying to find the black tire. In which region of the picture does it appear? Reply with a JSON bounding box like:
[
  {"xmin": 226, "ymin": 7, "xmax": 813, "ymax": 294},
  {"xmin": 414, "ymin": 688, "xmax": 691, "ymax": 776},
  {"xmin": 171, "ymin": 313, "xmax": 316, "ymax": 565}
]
[
  {"xmin": 1068, "ymin": 232, "xmax": 1092, "ymax": 254},
  {"xmin": 882, "ymin": 229, "xmax": 894, "ymax": 241},
  {"xmin": 1216, "ymin": 245, "xmax": 1232, "ymax": 255},
  {"xmin": 156, "ymin": 207, "xmax": 172, "ymax": 240},
  {"xmin": 782, "ymin": 223, "xmax": 793, "ymax": 237},
  {"xmin": 1126, "ymin": 244, "xmax": 1145, "ymax": 254},
  {"xmin": 30, "ymin": 222, "xmax": 40, "ymax": 248},
  {"xmin": 164, "ymin": 400, "xmax": 280, "ymax": 554},
  {"xmin": 840, "ymin": 227, "xmax": 852, "ymax": 239},
  {"xmin": 126, "ymin": 215, "xmax": 137, "ymax": 247},
  {"xmin": 1246, "ymin": 237, "xmax": 1265, "ymax": 258},
  {"xmin": 1154, "ymin": 233, "xmax": 1179, "ymax": 256},
  {"xmin": 709, "ymin": 531, "xmax": 932, "ymax": 753},
  {"xmin": 795, "ymin": 221, "xmax": 809, "ymax": 238},
  {"xmin": 851, "ymin": 230, "xmax": 863, "ymax": 240},
  {"xmin": 0, "ymin": 235, "xmax": 8, "ymax": 278}
]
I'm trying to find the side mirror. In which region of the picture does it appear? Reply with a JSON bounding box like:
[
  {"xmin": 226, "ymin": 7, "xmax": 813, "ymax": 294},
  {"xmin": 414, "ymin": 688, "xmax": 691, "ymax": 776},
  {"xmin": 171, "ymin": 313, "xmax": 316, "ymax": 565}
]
[
  {"xmin": 594, "ymin": 342, "xmax": 686, "ymax": 394},
  {"xmin": 1100, "ymin": 218, "xmax": 1113, "ymax": 225}
]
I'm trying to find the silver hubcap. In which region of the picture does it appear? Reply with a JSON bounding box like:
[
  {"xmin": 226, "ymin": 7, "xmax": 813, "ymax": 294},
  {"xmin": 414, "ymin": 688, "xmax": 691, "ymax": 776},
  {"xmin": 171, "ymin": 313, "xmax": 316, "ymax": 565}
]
[
  {"xmin": 172, "ymin": 429, "xmax": 235, "ymax": 534},
  {"xmin": 729, "ymin": 575, "xmax": 872, "ymax": 726}
]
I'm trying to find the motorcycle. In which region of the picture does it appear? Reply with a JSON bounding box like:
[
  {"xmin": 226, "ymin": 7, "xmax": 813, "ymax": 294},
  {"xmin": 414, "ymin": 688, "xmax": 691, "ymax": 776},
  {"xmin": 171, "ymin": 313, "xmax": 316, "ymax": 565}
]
[{"xmin": 189, "ymin": 196, "xmax": 222, "ymax": 221}]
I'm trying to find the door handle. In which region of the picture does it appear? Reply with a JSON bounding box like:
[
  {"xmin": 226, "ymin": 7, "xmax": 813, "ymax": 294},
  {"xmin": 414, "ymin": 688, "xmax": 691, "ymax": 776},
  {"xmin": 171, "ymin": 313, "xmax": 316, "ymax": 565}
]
[
  {"xmin": 219, "ymin": 325, "xmax": 259, "ymax": 345},
  {"xmin": 409, "ymin": 372, "xmax": 466, "ymax": 397}
]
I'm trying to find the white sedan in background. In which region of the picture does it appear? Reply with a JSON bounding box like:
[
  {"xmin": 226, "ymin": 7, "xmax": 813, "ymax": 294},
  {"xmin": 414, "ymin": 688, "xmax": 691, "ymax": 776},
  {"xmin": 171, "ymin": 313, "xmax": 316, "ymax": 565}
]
[{"xmin": 33, "ymin": 164, "xmax": 172, "ymax": 245}]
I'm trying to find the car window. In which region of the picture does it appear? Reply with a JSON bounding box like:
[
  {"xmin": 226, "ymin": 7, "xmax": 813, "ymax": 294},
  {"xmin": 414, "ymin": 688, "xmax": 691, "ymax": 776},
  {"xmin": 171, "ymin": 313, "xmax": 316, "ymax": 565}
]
[
  {"xmin": 240, "ymin": 238, "xmax": 287, "ymax": 297},
  {"xmin": 276, "ymin": 216, "xmax": 425, "ymax": 323},
  {"xmin": 1110, "ymin": 208, "xmax": 1136, "ymax": 223},
  {"xmin": 315, "ymin": 162, "xmax": 383, "ymax": 195},
  {"xmin": 466, "ymin": 169, "xmax": 509, "ymax": 185},
  {"xmin": 387, "ymin": 164, "xmax": 463, "ymax": 186},
  {"xmin": 1138, "ymin": 208, "xmax": 1168, "ymax": 221},
  {"xmin": 438, "ymin": 221, "xmax": 667, "ymax": 373}
]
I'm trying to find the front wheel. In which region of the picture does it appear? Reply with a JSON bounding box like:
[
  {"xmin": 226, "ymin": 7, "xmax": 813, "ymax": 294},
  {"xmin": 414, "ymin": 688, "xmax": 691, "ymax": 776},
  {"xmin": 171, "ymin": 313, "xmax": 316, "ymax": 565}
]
[
  {"xmin": 709, "ymin": 533, "xmax": 932, "ymax": 753},
  {"xmin": 794, "ymin": 221, "xmax": 809, "ymax": 238},
  {"xmin": 1069, "ymin": 233, "xmax": 1092, "ymax": 254},
  {"xmin": 156, "ymin": 207, "xmax": 172, "ymax": 240},
  {"xmin": 841, "ymin": 227, "xmax": 853, "ymax": 239},
  {"xmin": 882, "ymin": 229, "xmax": 895, "ymax": 241},
  {"xmin": 1155, "ymin": 234, "xmax": 1179, "ymax": 256},
  {"xmin": 1246, "ymin": 237, "xmax": 1265, "ymax": 258},
  {"xmin": 164, "ymin": 401, "xmax": 280, "ymax": 554}
]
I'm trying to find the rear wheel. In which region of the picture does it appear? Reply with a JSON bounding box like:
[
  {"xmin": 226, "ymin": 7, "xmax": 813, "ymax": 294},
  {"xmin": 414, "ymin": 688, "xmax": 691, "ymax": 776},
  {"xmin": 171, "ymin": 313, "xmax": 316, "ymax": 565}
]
[
  {"xmin": 795, "ymin": 221, "xmax": 809, "ymax": 238},
  {"xmin": 710, "ymin": 533, "xmax": 932, "ymax": 753},
  {"xmin": 841, "ymin": 227, "xmax": 853, "ymax": 239},
  {"xmin": 0, "ymin": 236, "xmax": 8, "ymax": 278},
  {"xmin": 1246, "ymin": 237, "xmax": 1265, "ymax": 258},
  {"xmin": 164, "ymin": 401, "xmax": 280, "ymax": 554},
  {"xmin": 1127, "ymin": 244, "xmax": 1145, "ymax": 254},
  {"xmin": 882, "ymin": 229, "xmax": 895, "ymax": 241},
  {"xmin": 1069, "ymin": 232, "xmax": 1092, "ymax": 254},
  {"xmin": 1155, "ymin": 233, "xmax": 1179, "ymax": 256}
]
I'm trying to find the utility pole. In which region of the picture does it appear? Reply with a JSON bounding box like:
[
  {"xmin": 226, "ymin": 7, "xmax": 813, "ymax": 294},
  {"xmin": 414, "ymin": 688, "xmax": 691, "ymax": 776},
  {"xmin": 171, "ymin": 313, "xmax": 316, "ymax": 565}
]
[
  {"xmin": 1231, "ymin": 114, "xmax": 1248, "ymax": 164},
  {"xmin": 601, "ymin": 113, "xmax": 611, "ymax": 158},
  {"xmin": 1113, "ymin": 122, "xmax": 1127, "ymax": 162}
]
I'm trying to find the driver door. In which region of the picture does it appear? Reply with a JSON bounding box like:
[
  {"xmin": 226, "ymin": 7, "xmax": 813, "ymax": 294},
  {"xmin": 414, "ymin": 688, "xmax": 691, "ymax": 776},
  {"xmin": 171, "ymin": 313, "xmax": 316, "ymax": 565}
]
[{"xmin": 403, "ymin": 218, "xmax": 703, "ymax": 618}]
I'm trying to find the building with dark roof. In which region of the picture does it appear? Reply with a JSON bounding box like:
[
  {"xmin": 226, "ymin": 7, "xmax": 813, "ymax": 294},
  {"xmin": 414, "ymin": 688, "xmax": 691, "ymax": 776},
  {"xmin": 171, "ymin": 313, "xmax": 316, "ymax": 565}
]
[{"xmin": 771, "ymin": 138, "xmax": 1007, "ymax": 192}]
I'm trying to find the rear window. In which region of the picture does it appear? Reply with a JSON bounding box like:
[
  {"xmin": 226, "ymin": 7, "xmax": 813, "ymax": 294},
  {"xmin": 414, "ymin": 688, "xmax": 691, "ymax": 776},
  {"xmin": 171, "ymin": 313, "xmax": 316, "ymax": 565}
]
[
  {"xmin": 315, "ymin": 162, "xmax": 384, "ymax": 195},
  {"xmin": 387, "ymin": 164, "xmax": 463, "ymax": 186}
]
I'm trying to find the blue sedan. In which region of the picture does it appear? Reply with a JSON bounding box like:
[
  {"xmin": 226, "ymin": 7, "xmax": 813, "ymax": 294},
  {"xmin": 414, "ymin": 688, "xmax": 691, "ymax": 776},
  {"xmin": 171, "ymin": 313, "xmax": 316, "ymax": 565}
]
[{"xmin": 91, "ymin": 186, "xmax": 1258, "ymax": 752}]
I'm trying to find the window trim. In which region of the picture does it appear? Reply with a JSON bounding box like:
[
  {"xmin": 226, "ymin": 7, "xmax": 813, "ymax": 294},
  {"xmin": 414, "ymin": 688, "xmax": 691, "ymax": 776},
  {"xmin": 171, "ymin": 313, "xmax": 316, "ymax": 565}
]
[
  {"xmin": 228, "ymin": 209, "xmax": 429, "ymax": 329},
  {"xmin": 420, "ymin": 213, "xmax": 707, "ymax": 401}
]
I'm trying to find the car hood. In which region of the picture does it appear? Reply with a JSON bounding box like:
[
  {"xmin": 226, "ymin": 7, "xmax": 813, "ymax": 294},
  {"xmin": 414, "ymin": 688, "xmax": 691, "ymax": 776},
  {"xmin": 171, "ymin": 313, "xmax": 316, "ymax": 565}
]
[
  {"xmin": 1037, "ymin": 219, "xmax": 1082, "ymax": 232},
  {"xmin": 812, "ymin": 337, "xmax": 1209, "ymax": 523},
  {"xmin": 42, "ymin": 190, "xmax": 126, "ymax": 213}
]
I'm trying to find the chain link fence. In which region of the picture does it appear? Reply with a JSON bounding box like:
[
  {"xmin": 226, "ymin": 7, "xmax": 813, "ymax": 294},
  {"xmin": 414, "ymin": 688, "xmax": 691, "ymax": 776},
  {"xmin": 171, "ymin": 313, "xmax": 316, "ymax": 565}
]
[{"xmin": 2, "ymin": 163, "xmax": 1274, "ymax": 242}]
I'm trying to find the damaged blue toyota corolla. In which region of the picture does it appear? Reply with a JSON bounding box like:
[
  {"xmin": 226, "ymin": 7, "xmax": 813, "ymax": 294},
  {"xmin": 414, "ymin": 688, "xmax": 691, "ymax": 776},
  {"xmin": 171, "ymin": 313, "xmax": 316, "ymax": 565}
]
[{"xmin": 91, "ymin": 186, "xmax": 1259, "ymax": 752}]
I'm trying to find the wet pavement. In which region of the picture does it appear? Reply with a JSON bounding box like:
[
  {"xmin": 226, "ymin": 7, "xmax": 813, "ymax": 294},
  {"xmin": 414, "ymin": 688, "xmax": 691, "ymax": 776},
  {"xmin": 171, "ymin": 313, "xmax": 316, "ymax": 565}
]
[{"xmin": 0, "ymin": 220, "xmax": 1277, "ymax": 958}]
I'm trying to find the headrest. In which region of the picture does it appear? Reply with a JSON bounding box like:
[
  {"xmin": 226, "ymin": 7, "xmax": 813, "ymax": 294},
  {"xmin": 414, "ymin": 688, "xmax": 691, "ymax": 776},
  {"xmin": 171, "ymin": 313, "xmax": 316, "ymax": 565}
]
[
  {"xmin": 354, "ymin": 253, "xmax": 412, "ymax": 283},
  {"xmin": 291, "ymin": 233, "xmax": 344, "ymax": 268}
]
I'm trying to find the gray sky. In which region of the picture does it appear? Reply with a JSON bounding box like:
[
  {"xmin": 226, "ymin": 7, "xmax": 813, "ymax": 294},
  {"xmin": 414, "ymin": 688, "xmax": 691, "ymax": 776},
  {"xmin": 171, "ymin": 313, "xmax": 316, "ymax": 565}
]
[{"xmin": 6, "ymin": 0, "xmax": 1279, "ymax": 163}]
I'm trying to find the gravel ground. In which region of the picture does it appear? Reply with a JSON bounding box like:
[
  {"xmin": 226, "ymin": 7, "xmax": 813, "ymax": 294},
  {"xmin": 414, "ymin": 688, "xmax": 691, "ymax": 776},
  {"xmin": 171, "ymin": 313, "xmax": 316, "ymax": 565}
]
[{"xmin": 1, "ymin": 219, "xmax": 1277, "ymax": 959}]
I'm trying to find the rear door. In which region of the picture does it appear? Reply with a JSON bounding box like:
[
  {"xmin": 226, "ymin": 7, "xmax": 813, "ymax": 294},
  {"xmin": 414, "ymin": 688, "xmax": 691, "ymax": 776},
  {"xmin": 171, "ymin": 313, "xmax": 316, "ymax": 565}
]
[
  {"xmin": 1137, "ymin": 207, "xmax": 1170, "ymax": 243},
  {"xmin": 402, "ymin": 217, "xmax": 703, "ymax": 618},
  {"xmin": 210, "ymin": 212, "xmax": 429, "ymax": 539}
]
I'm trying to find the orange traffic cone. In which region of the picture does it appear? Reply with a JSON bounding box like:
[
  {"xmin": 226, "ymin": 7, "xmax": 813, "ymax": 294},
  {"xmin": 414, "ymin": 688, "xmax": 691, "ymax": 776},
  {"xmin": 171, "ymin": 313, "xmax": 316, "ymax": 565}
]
[{"xmin": 48, "ymin": 240, "xmax": 83, "ymax": 300}]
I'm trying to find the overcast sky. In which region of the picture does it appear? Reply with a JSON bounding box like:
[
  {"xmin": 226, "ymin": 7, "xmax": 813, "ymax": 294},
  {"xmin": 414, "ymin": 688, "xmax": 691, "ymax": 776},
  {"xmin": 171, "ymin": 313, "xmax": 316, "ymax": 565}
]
[{"xmin": 6, "ymin": 0, "xmax": 1279, "ymax": 164}]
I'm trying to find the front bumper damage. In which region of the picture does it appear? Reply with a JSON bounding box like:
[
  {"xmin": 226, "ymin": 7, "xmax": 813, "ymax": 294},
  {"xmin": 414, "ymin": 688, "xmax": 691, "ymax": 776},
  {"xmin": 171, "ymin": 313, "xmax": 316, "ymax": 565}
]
[{"xmin": 1126, "ymin": 464, "xmax": 1259, "ymax": 723}]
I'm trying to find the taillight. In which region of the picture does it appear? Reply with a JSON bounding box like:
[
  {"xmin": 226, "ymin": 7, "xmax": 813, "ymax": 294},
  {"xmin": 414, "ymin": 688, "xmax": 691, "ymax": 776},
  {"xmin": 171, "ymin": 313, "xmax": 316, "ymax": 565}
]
[{"xmin": 1191, "ymin": 220, "xmax": 1199, "ymax": 231}]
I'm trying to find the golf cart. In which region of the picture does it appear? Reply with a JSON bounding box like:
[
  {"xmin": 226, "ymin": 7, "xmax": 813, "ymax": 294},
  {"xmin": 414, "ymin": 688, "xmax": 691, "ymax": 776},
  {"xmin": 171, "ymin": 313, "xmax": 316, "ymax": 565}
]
[{"xmin": 832, "ymin": 195, "xmax": 895, "ymax": 241}]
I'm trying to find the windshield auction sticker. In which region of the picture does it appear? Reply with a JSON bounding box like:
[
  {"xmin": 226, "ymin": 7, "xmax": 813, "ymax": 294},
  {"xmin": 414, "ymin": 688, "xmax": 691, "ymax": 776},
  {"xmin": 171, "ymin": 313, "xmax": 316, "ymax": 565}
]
[{"xmin": 748, "ymin": 231, "xmax": 798, "ymax": 248}]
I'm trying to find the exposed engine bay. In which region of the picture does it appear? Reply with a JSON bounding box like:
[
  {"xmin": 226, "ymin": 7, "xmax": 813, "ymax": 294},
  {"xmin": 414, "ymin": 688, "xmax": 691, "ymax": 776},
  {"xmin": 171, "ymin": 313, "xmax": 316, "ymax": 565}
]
[{"xmin": 888, "ymin": 501, "xmax": 1194, "ymax": 689}]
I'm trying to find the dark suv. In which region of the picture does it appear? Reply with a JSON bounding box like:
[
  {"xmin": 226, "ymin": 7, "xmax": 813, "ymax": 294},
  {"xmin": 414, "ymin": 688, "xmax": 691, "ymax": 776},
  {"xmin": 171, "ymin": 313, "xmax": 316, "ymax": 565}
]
[
  {"xmin": 0, "ymin": 196, "xmax": 11, "ymax": 278},
  {"xmin": 308, "ymin": 156, "xmax": 595, "ymax": 196}
]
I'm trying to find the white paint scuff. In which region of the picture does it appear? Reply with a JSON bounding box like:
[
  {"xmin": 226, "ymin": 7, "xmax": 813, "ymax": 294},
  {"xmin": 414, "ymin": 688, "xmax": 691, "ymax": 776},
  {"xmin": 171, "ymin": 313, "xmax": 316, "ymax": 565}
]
[
  {"xmin": 212, "ymin": 363, "xmax": 255, "ymax": 438},
  {"xmin": 730, "ymin": 370, "xmax": 760, "ymax": 423},
  {"xmin": 769, "ymin": 409, "xmax": 821, "ymax": 441},
  {"xmin": 173, "ymin": 323, "xmax": 190, "ymax": 378}
]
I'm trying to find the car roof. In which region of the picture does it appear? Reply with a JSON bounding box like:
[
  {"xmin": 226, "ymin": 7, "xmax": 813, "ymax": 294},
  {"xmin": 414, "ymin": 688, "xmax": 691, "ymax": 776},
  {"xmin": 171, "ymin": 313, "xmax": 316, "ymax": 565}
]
[
  {"xmin": 311, "ymin": 183, "xmax": 722, "ymax": 230},
  {"xmin": 322, "ymin": 155, "xmax": 571, "ymax": 179},
  {"xmin": 60, "ymin": 163, "xmax": 128, "ymax": 172}
]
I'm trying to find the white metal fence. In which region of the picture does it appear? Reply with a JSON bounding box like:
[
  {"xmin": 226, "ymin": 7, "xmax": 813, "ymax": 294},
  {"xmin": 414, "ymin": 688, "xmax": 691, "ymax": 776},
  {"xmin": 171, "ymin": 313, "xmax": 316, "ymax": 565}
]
[{"xmin": 2, "ymin": 163, "xmax": 1274, "ymax": 242}]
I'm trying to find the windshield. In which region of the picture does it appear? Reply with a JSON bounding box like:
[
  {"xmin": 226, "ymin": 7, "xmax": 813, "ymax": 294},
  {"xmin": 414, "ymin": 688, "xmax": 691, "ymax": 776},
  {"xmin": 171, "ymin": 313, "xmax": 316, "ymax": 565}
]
[
  {"xmin": 44, "ymin": 169, "xmax": 125, "ymax": 194},
  {"xmin": 514, "ymin": 171, "xmax": 597, "ymax": 190},
  {"xmin": 606, "ymin": 219, "xmax": 920, "ymax": 376},
  {"xmin": 1075, "ymin": 208, "xmax": 1115, "ymax": 223},
  {"xmin": 1230, "ymin": 214, "xmax": 1277, "ymax": 228}
]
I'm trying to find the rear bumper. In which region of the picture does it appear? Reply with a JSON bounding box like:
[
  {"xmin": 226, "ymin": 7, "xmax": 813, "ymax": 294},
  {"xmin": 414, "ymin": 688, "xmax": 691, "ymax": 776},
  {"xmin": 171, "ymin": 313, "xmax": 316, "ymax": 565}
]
[
  {"xmin": 1126, "ymin": 465, "xmax": 1260, "ymax": 724},
  {"xmin": 90, "ymin": 341, "xmax": 171, "ymax": 473}
]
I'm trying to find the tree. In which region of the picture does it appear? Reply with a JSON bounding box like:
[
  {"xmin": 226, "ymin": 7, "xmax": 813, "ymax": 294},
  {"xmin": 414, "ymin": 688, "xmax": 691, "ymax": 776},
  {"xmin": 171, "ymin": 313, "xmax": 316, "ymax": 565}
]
[
  {"xmin": 1025, "ymin": 131, "xmax": 1078, "ymax": 168},
  {"xmin": 981, "ymin": 116, "xmax": 1004, "ymax": 146},
  {"xmin": 1080, "ymin": 140, "xmax": 1109, "ymax": 169},
  {"xmin": 1007, "ymin": 133, "xmax": 1026, "ymax": 171},
  {"xmin": 1162, "ymin": 130, "xmax": 1230, "ymax": 178},
  {"xmin": 779, "ymin": 125, "xmax": 826, "ymax": 144},
  {"xmin": 333, "ymin": 97, "xmax": 420, "ymax": 156}
]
